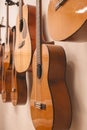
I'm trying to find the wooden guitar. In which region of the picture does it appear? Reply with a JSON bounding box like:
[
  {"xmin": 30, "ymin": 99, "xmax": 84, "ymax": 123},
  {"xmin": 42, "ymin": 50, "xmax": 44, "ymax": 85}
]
[
  {"xmin": 48, "ymin": 0, "xmax": 87, "ymax": 41},
  {"xmin": 30, "ymin": 0, "xmax": 71, "ymax": 130},
  {"xmin": 11, "ymin": 26, "xmax": 27, "ymax": 105},
  {"xmin": 14, "ymin": 0, "xmax": 36, "ymax": 72},
  {"xmin": 1, "ymin": 2, "xmax": 13, "ymax": 102}
]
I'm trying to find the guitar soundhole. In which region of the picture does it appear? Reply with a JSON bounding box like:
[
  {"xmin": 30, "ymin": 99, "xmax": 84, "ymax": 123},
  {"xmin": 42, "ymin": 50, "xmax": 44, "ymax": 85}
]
[
  {"xmin": 19, "ymin": 19, "xmax": 23, "ymax": 32},
  {"xmin": 22, "ymin": 19, "xmax": 27, "ymax": 39},
  {"xmin": 37, "ymin": 64, "xmax": 42, "ymax": 79}
]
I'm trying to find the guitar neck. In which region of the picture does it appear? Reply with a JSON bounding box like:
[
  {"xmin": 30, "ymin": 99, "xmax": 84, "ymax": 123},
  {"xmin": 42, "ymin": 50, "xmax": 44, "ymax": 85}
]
[
  {"xmin": 12, "ymin": 26, "xmax": 16, "ymax": 69},
  {"xmin": 36, "ymin": 0, "xmax": 42, "ymax": 65},
  {"xmin": 36, "ymin": 0, "xmax": 42, "ymax": 79},
  {"xmin": 6, "ymin": 3, "xmax": 9, "ymax": 44},
  {"xmin": 19, "ymin": 0, "xmax": 23, "ymax": 20}
]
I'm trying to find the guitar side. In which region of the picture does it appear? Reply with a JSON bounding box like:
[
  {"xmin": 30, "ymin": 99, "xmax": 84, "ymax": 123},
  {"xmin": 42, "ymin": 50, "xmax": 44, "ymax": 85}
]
[
  {"xmin": 30, "ymin": 44, "xmax": 71, "ymax": 130},
  {"xmin": 48, "ymin": 0, "xmax": 87, "ymax": 40},
  {"xmin": 11, "ymin": 71, "xmax": 27, "ymax": 105}
]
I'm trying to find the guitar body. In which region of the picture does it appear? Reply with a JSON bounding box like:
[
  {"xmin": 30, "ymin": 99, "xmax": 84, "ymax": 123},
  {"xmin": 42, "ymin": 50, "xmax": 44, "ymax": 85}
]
[
  {"xmin": 11, "ymin": 71, "xmax": 27, "ymax": 105},
  {"xmin": 14, "ymin": 5, "xmax": 36, "ymax": 72},
  {"xmin": 30, "ymin": 44, "xmax": 71, "ymax": 130},
  {"xmin": 48, "ymin": 0, "xmax": 87, "ymax": 40},
  {"xmin": 2, "ymin": 28, "xmax": 13, "ymax": 102}
]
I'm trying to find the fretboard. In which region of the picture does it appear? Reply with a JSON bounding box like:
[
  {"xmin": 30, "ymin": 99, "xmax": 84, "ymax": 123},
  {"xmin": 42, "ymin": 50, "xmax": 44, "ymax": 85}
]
[
  {"xmin": 19, "ymin": 0, "xmax": 23, "ymax": 20},
  {"xmin": 36, "ymin": 0, "xmax": 42, "ymax": 66},
  {"xmin": 6, "ymin": 3, "xmax": 9, "ymax": 44}
]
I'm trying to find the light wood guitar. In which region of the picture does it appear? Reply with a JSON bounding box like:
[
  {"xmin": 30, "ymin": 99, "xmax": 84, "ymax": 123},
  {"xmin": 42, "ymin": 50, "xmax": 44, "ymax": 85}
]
[
  {"xmin": 14, "ymin": 0, "xmax": 36, "ymax": 72},
  {"xmin": 30, "ymin": 0, "xmax": 72, "ymax": 130},
  {"xmin": 1, "ymin": 2, "xmax": 13, "ymax": 102},
  {"xmin": 48, "ymin": 0, "xmax": 87, "ymax": 40},
  {"xmin": 11, "ymin": 26, "xmax": 27, "ymax": 105}
]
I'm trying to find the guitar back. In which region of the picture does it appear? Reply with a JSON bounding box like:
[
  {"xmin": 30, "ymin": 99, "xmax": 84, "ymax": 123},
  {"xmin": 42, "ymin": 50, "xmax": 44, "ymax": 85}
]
[
  {"xmin": 30, "ymin": 44, "xmax": 71, "ymax": 130},
  {"xmin": 14, "ymin": 5, "xmax": 36, "ymax": 72},
  {"xmin": 48, "ymin": 0, "xmax": 87, "ymax": 40}
]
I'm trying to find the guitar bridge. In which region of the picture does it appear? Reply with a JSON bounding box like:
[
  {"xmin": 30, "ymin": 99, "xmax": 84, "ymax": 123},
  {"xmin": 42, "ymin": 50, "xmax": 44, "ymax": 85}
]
[
  {"xmin": 34, "ymin": 102, "xmax": 46, "ymax": 110},
  {"xmin": 55, "ymin": 0, "xmax": 67, "ymax": 10}
]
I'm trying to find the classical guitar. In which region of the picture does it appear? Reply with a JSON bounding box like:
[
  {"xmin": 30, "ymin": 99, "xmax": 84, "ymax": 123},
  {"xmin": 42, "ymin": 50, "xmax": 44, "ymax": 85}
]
[
  {"xmin": 48, "ymin": 0, "xmax": 87, "ymax": 40},
  {"xmin": 14, "ymin": 0, "xmax": 36, "ymax": 72},
  {"xmin": 30, "ymin": 0, "xmax": 71, "ymax": 130},
  {"xmin": 11, "ymin": 26, "xmax": 27, "ymax": 105},
  {"xmin": 1, "ymin": 2, "xmax": 13, "ymax": 102}
]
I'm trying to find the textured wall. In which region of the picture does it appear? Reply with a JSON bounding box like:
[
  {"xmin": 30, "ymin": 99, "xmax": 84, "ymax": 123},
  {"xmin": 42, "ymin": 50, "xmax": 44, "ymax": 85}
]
[{"xmin": 0, "ymin": 0, "xmax": 87, "ymax": 130}]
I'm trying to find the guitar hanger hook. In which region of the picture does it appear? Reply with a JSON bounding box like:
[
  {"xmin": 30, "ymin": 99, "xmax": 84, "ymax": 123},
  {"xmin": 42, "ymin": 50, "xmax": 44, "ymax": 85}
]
[{"xmin": 5, "ymin": 0, "xmax": 19, "ymax": 6}]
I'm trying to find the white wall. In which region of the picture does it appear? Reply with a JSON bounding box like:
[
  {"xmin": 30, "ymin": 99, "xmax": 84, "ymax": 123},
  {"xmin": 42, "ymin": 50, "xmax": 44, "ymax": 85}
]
[{"xmin": 0, "ymin": 0, "xmax": 87, "ymax": 130}]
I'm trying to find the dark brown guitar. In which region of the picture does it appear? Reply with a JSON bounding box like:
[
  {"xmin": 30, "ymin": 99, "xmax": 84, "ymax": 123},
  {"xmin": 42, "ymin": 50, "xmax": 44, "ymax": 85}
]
[
  {"xmin": 48, "ymin": 0, "xmax": 87, "ymax": 40},
  {"xmin": 11, "ymin": 26, "xmax": 27, "ymax": 105},
  {"xmin": 30, "ymin": 0, "xmax": 72, "ymax": 130}
]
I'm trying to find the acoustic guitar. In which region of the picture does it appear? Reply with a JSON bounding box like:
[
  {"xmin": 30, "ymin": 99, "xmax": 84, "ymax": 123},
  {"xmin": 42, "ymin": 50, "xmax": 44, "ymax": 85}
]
[
  {"xmin": 30, "ymin": 0, "xmax": 71, "ymax": 130},
  {"xmin": 11, "ymin": 26, "xmax": 27, "ymax": 106},
  {"xmin": 48, "ymin": 0, "xmax": 87, "ymax": 41},
  {"xmin": 14, "ymin": 0, "xmax": 36, "ymax": 72},
  {"xmin": 1, "ymin": 2, "xmax": 13, "ymax": 102}
]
